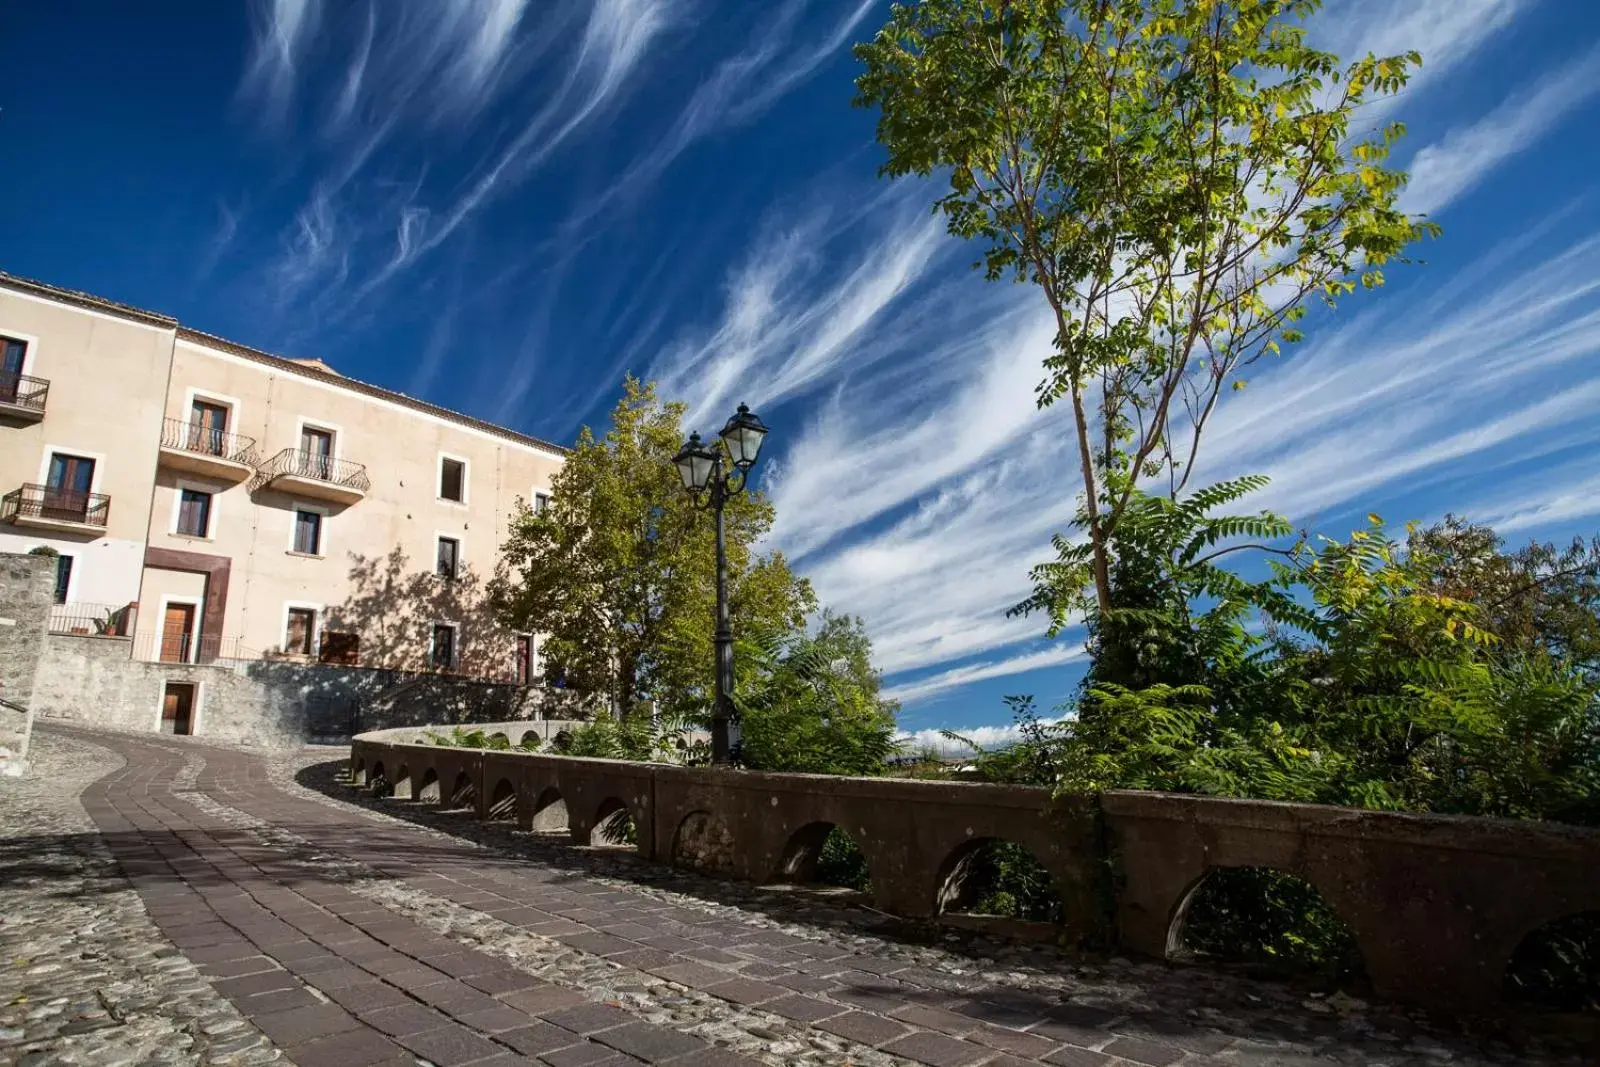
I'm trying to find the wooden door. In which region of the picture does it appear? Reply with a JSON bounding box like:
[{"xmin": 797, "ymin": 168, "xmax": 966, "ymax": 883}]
[
  {"xmin": 160, "ymin": 603, "xmax": 196, "ymax": 663},
  {"xmin": 300, "ymin": 428, "xmax": 333, "ymax": 479},
  {"xmin": 44, "ymin": 453, "xmax": 95, "ymax": 520},
  {"xmin": 190, "ymin": 400, "xmax": 229, "ymax": 455},
  {"xmin": 0, "ymin": 338, "xmax": 23, "ymax": 403},
  {"xmin": 161, "ymin": 683, "xmax": 194, "ymax": 735}
]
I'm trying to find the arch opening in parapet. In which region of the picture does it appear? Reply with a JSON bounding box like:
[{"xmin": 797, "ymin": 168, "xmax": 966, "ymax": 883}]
[
  {"xmin": 1505, "ymin": 910, "xmax": 1600, "ymax": 1013},
  {"xmin": 530, "ymin": 787, "xmax": 568, "ymax": 833},
  {"xmin": 592, "ymin": 797, "xmax": 638, "ymax": 847},
  {"xmin": 488, "ymin": 778, "xmax": 517, "ymax": 821},
  {"xmin": 934, "ymin": 837, "xmax": 1061, "ymax": 924},
  {"xmin": 774, "ymin": 822, "xmax": 870, "ymax": 891},
  {"xmin": 417, "ymin": 767, "xmax": 441, "ymax": 803},
  {"xmin": 671, "ymin": 811, "xmax": 735, "ymax": 875},
  {"xmin": 448, "ymin": 770, "xmax": 477, "ymax": 809},
  {"xmin": 1171, "ymin": 865, "xmax": 1366, "ymax": 986}
]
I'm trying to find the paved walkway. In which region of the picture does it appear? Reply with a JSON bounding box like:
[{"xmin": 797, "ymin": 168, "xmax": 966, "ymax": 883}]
[{"xmin": 2, "ymin": 729, "xmax": 1584, "ymax": 1067}]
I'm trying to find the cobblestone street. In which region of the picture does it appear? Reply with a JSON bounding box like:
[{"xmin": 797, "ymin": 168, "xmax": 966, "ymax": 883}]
[{"xmin": 1, "ymin": 728, "xmax": 1587, "ymax": 1067}]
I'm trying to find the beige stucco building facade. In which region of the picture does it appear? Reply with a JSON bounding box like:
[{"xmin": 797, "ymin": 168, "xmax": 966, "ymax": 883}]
[{"xmin": 0, "ymin": 273, "xmax": 564, "ymax": 697}]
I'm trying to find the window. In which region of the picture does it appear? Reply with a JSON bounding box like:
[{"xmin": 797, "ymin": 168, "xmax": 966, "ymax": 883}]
[
  {"xmin": 176, "ymin": 488, "xmax": 213, "ymax": 537},
  {"xmin": 293, "ymin": 509, "xmax": 322, "ymax": 555},
  {"xmin": 436, "ymin": 536, "xmax": 460, "ymax": 579},
  {"xmin": 515, "ymin": 634, "xmax": 533, "ymax": 685},
  {"xmin": 319, "ymin": 630, "xmax": 360, "ymax": 665},
  {"xmin": 439, "ymin": 457, "xmax": 466, "ymax": 502},
  {"xmin": 51, "ymin": 555, "xmax": 72, "ymax": 605},
  {"xmin": 431, "ymin": 623, "xmax": 456, "ymax": 671},
  {"xmin": 285, "ymin": 607, "xmax": 317, "ymax": 656},
  {"xmin": 534, "ymin": 492, "xmax": 550, "ymax": 515}
]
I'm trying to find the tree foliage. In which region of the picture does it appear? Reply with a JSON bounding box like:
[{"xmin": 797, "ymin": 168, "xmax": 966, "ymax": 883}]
[
  {"xmin": 494, "ymin": 377, "xmax": 814, "ymax": 722},
  {"xmin": 972, "ymin": 486, "xmax": 1600, "ymax": 827},
  {"xmin": 735, "ymin": 611, "xmax": 901, "ymax": 776},
  {"xmin": 856, "ymin": 0, "xmax": 1436, "ymax": 615}
]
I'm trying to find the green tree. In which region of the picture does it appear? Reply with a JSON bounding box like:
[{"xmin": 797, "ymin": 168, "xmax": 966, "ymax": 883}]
[
  {"xmin": 736, "ymin": 611, "xmax": 901, "ymax": 776},
  {"xmin": 1409, "ymin": 516, "xmax": 1600, "ymax": 677},
  {"xmin": 856, "ymin": 0, "xmax": 1435, "ymax": 618},
  {"xmin": 494, "ymin": 377, "xmax": 814, "ymax": 723}
]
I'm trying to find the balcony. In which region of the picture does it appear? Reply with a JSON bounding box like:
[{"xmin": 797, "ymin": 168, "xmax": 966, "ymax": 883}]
[
  {"xmin": 49, "ymin": 601, "xmax": 137, "ymax": 638},
  {"xmin": 259, "ymin": 447, "xmax": 370, "ymax": 505},
  {"xmin": 2, "ymin": 484, "xmax": 110, "ymax": 534},
  {"xmin": 0, "ymin": 372, "xmax": 48, "ymax": 423},
  {"xmin": 158, "ymin": 417, "xmax": 258, "ymax": 481}
]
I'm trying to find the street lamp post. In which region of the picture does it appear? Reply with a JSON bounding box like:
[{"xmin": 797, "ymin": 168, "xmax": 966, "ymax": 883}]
[{"xmin": 673, "ymin": 403, "xmax": 770, "ymax": 766}]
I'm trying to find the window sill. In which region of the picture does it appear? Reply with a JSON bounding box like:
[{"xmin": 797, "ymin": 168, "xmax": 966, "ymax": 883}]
[
  {"xmin": 285, "ymin": 550, "xmax": 325, "ymax": 560},
  {"xmin": 436, "ymin": 497, "xmax": 468, "ymax": 507},
  {"xmin": 173, "ymin": 533, "xmax": 215, "ymax": 542}
]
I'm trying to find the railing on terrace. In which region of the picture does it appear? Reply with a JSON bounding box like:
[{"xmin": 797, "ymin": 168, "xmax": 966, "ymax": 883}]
[
  {"xmin": 0, "ymin": 372, "xmax": 49, "ymax": 413},
  {"xmin": 2, "ymin": 484, "xmax": 111, "ymax": 528},
  {"xmin": 259, "ymin": 447, "xmax": 371, "ymax": 492},
  {"xmin": 129, "ymin": 631, "xmax": 262, "ymax": 665},
  {"xmin": 160, "ymin": 417, "xmax": 258, "ymax": 465},
  {"xmin": 48, "ymin": 601, "xmax": 137, "ymax": 637}
]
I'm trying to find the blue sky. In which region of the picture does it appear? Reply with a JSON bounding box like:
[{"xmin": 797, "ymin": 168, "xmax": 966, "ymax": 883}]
[{"xmin": 4, "ymin": 0, "xmax": 1600, "ymax": 745}]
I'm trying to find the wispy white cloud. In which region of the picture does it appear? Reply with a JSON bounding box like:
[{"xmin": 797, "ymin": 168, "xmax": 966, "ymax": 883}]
[
  {"xmin": 1315, "ymin": 0, "xmax": 1530, "ymax": 98},
  {"xmin": 560, "ymin": 0, "xmax": 876, "ymax": 239},
  {"xmin": 357, "ymin": 0, "xmax": 676, "ymax": 295},
  {"xmin": 329, "ymin": 2, "xmax": 375, "ymax": 130},
  {"xmin": 1401, "ymin": 44, "xmax": 1600, "ymax": 216},
  {"xmin": 240, "ymin": 0, "xmax": 320, "ymax": 123},
  {"xmin": 1190, "ymin": 230, "xmax": 1600, "ymax": 526},
  {"xmin": 652, "ymin": 185, "xmax": 949, "ymax": 433},
  {"xmin": 1476, "ymin": 466, "xmax": 1600, "ymax": 535},
  {"xmin": 884, "ymin": 644, "xmax": 1087, "ymax": 707},
  {"xmin": 896, "ymin": 710, "xmax": 1074, "ymax": 758}
]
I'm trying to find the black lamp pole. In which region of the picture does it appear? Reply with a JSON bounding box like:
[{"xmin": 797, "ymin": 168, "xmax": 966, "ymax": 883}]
[
  {"xmin": 710, "ymin": 455, "xmax": 735, "ymax": 765},
  {"xmin": 673, "ymin": 404, "xmax": 770, "ymax": 767}
]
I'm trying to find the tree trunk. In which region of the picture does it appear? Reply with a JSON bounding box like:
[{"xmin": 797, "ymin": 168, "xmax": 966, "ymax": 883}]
[
  {"xmin": 1070, "ymin": 384, "xmax": 1114, "ymax": 614},
  {"xmin": 616, "ymin": 650, "xmax": 638, "ymax": 722}
]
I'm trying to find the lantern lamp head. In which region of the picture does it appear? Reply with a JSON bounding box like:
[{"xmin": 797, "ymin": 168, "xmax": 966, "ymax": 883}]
[
  {"xmin": 673, "ymin": 431, "xmax": 718, "ymax": 493},
  {"xmin": 718, "ymin": 403, "xmax": 769, "ymax": 471}
]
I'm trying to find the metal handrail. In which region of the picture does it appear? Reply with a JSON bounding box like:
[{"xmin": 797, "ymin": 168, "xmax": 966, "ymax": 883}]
[
  {"xmin": 0, "ymin": 372, "xmax": 48, "ymax": 412},
  {"xmin": 1, "ymin": 484, "xmax": 111, "ymax": 528},
  {"xmin": 161, "ymin": 417, "xmax": 258, "ymax": 465},
  {"xmin": 48, "ymin": 602, "xmax": 137, "ymax": 637},
  {"xmin": 260, "ymin": 448, "xmax": 371, "ymax": 492}
]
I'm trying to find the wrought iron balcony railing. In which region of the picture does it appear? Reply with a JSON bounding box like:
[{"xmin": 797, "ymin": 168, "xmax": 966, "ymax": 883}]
[
  {"xmin": 2, "ymin": 484, "xmax": 111, "ymax": 528},
  {"xmin": 161, "ymin": 417, "xmax": 258, "ymax": 465},
  {"xmin": 49, "ymin": 601, "xmax": 137, "ymax": 637},
  {"xmin": 0, "ymin": 372, "xmax": 48, "ymax": 414},
  {"xmin": 260, "ymin": 448, "xmax": 371, "ymax": 492}
]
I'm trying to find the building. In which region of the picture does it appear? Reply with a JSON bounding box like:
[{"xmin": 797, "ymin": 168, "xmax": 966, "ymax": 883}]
[{"xmin": 0, "ymin": 272, "xmax": 565, "ymax": 734}]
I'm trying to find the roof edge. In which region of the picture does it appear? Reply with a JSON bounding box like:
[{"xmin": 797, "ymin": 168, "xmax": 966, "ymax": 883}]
[
  {"xmin": 0, "ymin": 270, "xmax": 570, "ymax": 457},
  {"xmin": 176, "ymin": 328, "xmax": 569, "ymax": 457},
  {"xmin": 1, "ymin": 271, "xmax": 178, "ymax": 329}
]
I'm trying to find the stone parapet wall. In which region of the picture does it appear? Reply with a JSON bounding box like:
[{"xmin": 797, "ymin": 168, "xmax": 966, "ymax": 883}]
[
  {"xmin": 29, "ymin": 637, "xmax": 594, "ymax": 746},
  {"xmin": 351, "ymin": 730, "xmax": 1600, "ymax": 1012}
]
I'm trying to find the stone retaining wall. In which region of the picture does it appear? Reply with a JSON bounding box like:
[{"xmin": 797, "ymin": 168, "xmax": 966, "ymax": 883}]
[
  {"xmin": 351, "ymin": 727, "xmax": 1600, "ymax": 1011},
  {"xmin": 27, "ymin": 635, "xmax": 594, "ymax": 746},
  {"xmin": 0, "ymin": 553, "xmax": 51, "ymax": 770}
]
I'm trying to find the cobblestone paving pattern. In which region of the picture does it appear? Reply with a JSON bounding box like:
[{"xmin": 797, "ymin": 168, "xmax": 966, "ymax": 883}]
[
  {"xmin": 0, "ymin": 732, "xmax": 282, "ymax": 1067},
  {"xmin": 6, "ymin": 728, "xmax": 1590, "ymax": 1067}
]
